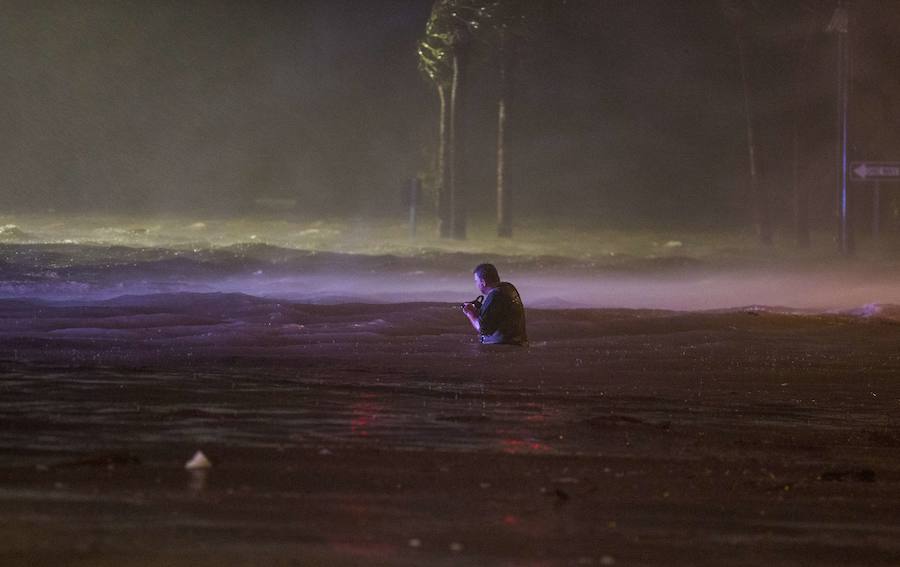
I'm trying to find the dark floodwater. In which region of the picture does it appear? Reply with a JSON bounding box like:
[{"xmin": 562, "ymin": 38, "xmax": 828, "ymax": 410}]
[
  {"xmin": 3, "ymin": 292, "xmax": 900, "ymax": 565},
  {"xmin": 1, "ymin": 365, "xmax": 578, "ymax": 459},
  {"xmin": 3, "ymin": 291, "xmax": 900, "ymax": 465}
]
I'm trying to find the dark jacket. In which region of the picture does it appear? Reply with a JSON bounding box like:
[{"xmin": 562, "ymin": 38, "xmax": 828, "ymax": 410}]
[{"xmin": 478, "ymin": 282, "xmax": 527, "ymax": 345}]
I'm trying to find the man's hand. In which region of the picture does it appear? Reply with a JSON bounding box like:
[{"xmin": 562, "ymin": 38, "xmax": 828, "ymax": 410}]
[{"xmin": 462, "ymin": 302, "xmax": 481, "ymax": 332}]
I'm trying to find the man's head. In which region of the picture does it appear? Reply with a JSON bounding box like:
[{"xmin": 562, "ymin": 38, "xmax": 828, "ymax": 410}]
[{"xmin": 473, "ymin": 263, "xmax": 500, "ymax": 295}]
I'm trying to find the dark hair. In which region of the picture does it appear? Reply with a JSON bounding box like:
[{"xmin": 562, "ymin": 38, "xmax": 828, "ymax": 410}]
[{"xmin": 473, "ymin": 263, "xmax": 500, "ymax": 285}]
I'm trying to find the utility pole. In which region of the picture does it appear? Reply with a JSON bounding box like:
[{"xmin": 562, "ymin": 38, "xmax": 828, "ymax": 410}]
[{"xmin": 829, "ymin": 1, "xmax": 852, "ymax": 255}]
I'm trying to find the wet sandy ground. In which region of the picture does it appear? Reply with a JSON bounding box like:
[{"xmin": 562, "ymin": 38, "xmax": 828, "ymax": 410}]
[{"xmin": 2, "ymin": 295, "xmax": 900, "ymax": 565}]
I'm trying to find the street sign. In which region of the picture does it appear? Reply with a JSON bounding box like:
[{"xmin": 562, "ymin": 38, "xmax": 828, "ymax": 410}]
[{"xmin": 850, "ymin": 162, "xmax": 900, "ymax": 181}]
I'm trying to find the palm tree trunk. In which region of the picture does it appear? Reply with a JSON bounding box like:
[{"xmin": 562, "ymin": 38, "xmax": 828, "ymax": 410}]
[
  {"xmin": 449, "ymin": 49, "xmax": 467, "ymax": 240},
  {"xmin": 436, "ymin": 85, "xmax": 452, "ymax": 238}
]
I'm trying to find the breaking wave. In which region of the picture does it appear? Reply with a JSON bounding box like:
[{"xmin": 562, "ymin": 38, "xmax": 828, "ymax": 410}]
[{"xmin": 3, "ymin": 240, "xmax": 900, "ymax": 311}]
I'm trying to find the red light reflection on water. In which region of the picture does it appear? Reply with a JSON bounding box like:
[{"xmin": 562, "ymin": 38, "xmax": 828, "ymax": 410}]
[
  {"xmin": 349, "ymin": 394, "xmax": 382, "ymax": 438},
  {"xmin": 498, "ymin": 435, "xmax": 552, "ymax": 454},
  {"xmin": 496, "ymin": 404, "xmax": 554, "ymax": 453}
]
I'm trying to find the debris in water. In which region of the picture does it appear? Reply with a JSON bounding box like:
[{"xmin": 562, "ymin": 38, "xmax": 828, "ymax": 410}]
[{"xmin": 185, "ymin": 451, "xmax": 212, "ymax": 470}]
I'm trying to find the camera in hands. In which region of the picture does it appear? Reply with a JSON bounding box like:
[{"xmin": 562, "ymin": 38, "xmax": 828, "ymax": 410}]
[{"xmin": 461, "ymin": 295, "xmax": 484, "ymax": 311}]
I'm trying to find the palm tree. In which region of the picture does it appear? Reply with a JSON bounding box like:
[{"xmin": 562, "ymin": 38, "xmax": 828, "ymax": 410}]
[
  {"xmin": 419, "ymin": 0, "xmax": 497, "ymax": 240},
  {"xmin": 447, "ymin": 22, "xmax": 473, "ymax": 240},
  {"xmin": 418, "ymin": 8, "xmax": 453, "ymax": 238}
]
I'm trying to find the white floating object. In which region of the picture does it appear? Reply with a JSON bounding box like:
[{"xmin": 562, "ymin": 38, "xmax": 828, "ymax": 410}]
[{"xmin": 185, "ymin": 451, "xmax": 212, "ymax": 470}]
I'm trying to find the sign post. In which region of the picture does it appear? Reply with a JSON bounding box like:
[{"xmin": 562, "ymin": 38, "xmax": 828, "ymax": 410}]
[
  {"xmin": 828, "ymin": 2, "xmax": 851, "ymax": 255},
  {"xmin": 850, "ymin": 162, "xmax": 900, "ymax": 181},
  {"xmin": 850, "ymin": 162, "xmax": 900, "ymax": 244}
]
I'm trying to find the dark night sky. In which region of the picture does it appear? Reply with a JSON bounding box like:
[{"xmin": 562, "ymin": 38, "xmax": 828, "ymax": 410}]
[{"xmin": 1, "ymin": 1, "xmax": 899, "ymax": 227}]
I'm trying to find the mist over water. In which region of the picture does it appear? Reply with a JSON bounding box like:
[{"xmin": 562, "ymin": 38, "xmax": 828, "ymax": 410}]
[
  {"xmin": 79, "ymin": 269, "xmax": 900, "ymax": 313},
  {"xmin": 2, "ymin": 214, "xmax": 900, "ymax": 313}
]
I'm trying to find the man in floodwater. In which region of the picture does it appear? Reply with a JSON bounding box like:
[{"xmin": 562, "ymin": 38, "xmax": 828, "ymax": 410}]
[{"xmin": 462, "ymin": 263, "xmax": 528, "ymax": 346}]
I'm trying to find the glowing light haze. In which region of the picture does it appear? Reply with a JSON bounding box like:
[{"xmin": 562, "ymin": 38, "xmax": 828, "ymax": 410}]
[
  {"xmin": 2, "ymin": 1, "xmax": 898, "ymax": 226},
  {"xmin": 2, "ymin": 215, "xmax": 900, "ymax": 312}
]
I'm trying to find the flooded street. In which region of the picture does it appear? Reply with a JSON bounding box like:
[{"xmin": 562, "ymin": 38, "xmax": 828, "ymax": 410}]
[{"xmin": 2, "ymin": 292, "xmax": 900, "ymax": 565}]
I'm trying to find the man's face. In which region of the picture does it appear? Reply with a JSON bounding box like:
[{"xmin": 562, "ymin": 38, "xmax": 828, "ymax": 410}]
[{"xmin": 474, "ymin": 273, "xmax": 488, "ymax": 295}]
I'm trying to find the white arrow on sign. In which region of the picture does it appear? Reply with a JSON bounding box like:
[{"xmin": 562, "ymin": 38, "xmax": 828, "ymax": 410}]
[{"xmin": 851, "ymin": 162, "xmax": 900, "ymax": 180}]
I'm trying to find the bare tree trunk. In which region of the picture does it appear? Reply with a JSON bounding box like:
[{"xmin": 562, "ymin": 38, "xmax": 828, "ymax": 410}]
[
  {"xmin": 736, "ymin": 32, "xmax": 772, "ymax": 247},
  {"xmin": 449, "ymin": 49, "xmax": 468, "ymax": 240},
  {"xmin": 496, "ymin": 30, "xmax": 513, "ymax": 238},
  {"xmin": 436, "ymin": 85, "xmax": 452, "ymax": 238}
]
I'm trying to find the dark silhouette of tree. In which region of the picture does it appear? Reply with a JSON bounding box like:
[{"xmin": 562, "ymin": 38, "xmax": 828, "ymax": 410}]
[
  {"xmin": 481, "ymin": 1, "xmax": 532, "ymax": 238},
  {"xmin": 790, "ymin": 2, "xmax": 827, "ymax": 249},
  {"xmin": 495, "ymin": 23, "xmax": 515, "ymax": 237},
  {"xmin": 418, "ymin": 1, "xmax": 491, "ymax": 240},
  {"xmin": 721, "ymin": 0, "xmax": 773, "ymax": 247}
]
